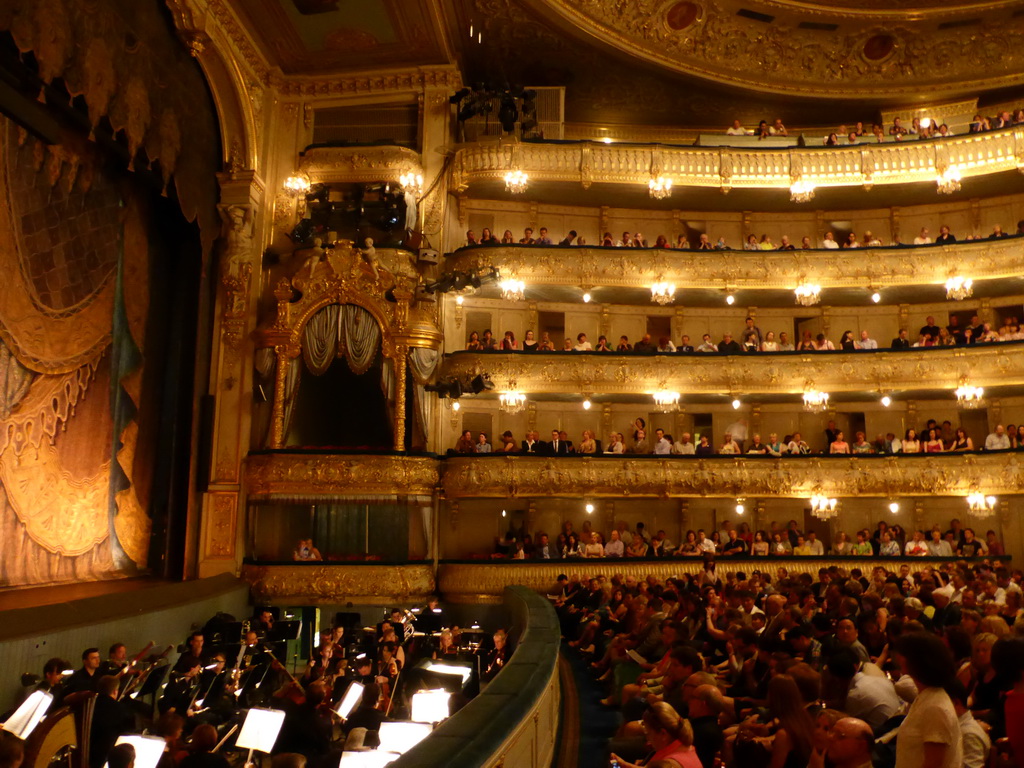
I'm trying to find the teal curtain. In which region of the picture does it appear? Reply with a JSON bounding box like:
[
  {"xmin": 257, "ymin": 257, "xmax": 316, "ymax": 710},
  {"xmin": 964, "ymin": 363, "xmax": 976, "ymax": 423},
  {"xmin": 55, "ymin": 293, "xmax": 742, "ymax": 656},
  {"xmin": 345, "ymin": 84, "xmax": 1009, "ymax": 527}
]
[{"xmin": 315, "ymin": 502, "xmax": 408, "ymax": 560}]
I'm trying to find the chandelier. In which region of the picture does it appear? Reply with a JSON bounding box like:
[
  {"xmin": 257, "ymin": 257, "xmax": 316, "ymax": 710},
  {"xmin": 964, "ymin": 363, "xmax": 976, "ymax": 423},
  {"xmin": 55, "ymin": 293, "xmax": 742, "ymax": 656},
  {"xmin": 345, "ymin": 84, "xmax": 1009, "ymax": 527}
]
[
  {"xmin": 966, "ymin": 493, "xmax": 997, "ymax": 517},
  {"xmin": 503, "ymin": 170, "xmax": 529, "ymax": 194},
  {"xmin": 498, "ymin": 391, "xmax": 527, "ymax": 413},
  {"xmin": 936, "ymin": 166, "xmax": 962, "ymax": 195},
  {"xmin": 652, "ymin": 390, "xmax": 681, "ymax": 412},
  {"xmin": 955, "ymin": 385, "xmax": 984, "ymax": 407},
  {"xmin": 809, "ymin": 495, "xmax": 838, "ymax": 520},
  {"xmin": 398, "ymin": 171, "xmax": 424, "ymax": 195},
  {"xmin": 794, "ymin": 283, "xmax": 821, "ymax": 306},
  {"xmin": 499, "ymin": 278, "xmax": 525, "ymax": 301},
  {"xmin": 283, "ymin": 174, "xmax": 311, "ymax": 195},
  {"xmin": 648, "ymin": 175, "xmax": 674, "ymax": 200},
  {"xmin": 790, "ymin": 180, "xmax": 816, "ymax": 203},
  {"xmin": 803, "ymin": 390, "xmax": 830, "ymax": 413},
  {"xmin": 650, "ymin": 282, "xmax": 677, "ymax": 305},
  {"xmin": 945, "ymin": 276, "xmax": 973, "ymax": 301}
]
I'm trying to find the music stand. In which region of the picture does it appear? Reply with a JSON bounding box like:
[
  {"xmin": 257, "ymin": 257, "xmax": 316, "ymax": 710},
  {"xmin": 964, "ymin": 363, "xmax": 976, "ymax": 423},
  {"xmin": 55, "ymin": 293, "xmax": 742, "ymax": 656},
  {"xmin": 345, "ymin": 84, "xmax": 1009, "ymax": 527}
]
[
  {"xmin": 236, "ymin": 707, "xmax": 286, "ymax": 768},
  {"xmin": 104, "ymin": 735, "xmax": 166, "ymax": 768},
  {"xmin": 1, "ymin": 690, "xmax": 53, "ymax": 739}
]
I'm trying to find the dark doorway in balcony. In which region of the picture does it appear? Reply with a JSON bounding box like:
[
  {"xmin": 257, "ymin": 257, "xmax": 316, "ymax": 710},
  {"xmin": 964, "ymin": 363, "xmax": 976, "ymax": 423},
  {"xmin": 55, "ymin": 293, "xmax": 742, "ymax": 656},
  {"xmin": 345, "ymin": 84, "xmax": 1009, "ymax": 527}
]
[
  {"xmin": 539, "ymin": 310, "xmax": 565, "ymax": 344},
  {"xmin": 692, "ymin": 413, "xmax": 713, "ymax": 443},
  {"xmin": 647, "ymin": 315, "xmax": 672, "ymax": 340}
]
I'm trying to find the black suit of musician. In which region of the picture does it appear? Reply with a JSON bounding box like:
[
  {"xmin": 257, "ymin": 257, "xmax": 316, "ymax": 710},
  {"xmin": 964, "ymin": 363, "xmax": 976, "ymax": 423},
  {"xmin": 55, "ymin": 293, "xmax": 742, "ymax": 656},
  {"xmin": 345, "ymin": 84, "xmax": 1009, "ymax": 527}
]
[{"xmin": 483, "ymin": 630, "xmax": 511, "ymax": 682}]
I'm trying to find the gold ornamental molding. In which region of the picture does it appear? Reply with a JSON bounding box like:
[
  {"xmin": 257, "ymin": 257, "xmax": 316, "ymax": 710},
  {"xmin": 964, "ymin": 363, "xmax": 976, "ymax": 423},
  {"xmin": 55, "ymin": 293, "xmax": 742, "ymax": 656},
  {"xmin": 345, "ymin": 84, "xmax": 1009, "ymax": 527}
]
[
  {"xmin": 452, "ymin": 131, "xmax": 1024, "ymax": 193},
  {"xmin": 275, "ymin": 66, "xmax": 463, "ymax": 98},
  {"xmin": 241, "ymin": 563, "xmax": 436, "ymax": 605},
  {"xmin": 440, "ymin": 453, "xmax": 1024, "ymax": 500},
  {"xmin": 298, "ymin": 146, "xmax": 424, "ymax": 186},
  {"xmin": 523, "ymin": 0, "xmax": 1024, "ymax": 100},
  {"xmin": 246, "ymin": 453, "xmax": 440, "ymax": 500},
  {"xmin": 438, "ymin": 557, "xmax": 1005, "ymax": 602},
  {"xmin": 445, "ymin": 239, "xmax": 1024, "ymax": 292},
  {"xmin": 441, "ymin": 344, "xmax": 1024, "ymax": 396}
]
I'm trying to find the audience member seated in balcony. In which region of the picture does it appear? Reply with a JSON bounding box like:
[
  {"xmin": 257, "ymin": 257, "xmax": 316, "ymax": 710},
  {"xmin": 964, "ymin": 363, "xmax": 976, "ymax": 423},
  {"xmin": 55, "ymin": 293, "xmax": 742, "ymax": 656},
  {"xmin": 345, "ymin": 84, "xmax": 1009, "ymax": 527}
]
[
  {"xmin": 578, "ymin": 430, "xmax": 597, "ymax": 454},
  {"xmin": 561, "ymin": 338, "xmax": 573, "ymax": 351},
  {"xmin": 889, "ymin": 117, "xmax": 908, "ymax": 137},
  {"xmin": 480, "ymin": 329, "xmax": 498, "ymax": 350},
  {"xmin": 496, "ymin": 430, "xmax": 518, "ymax": 453},
  {"xmin": 616, "ymin": 231, "xmax": 632, "ymax": 247},
  {"xmin": 849, "ymin": 432, "xmax": 872, "ymax": 454},
  {"xmin": 635, "ymin": 334, "xmax": 656, "ymax": 353},
  {"xmin": 842, "ymin": 232, "xmax": 860, "ymax": 249},
  {"xmin": 653, "ymin": 234, "xmax": 670, "ymax": 248},
  {"xmin": 519, "ymin": 227, "xmax": 535, "ymax": 244},
  {"xmin": 743, "ymin": 234, "xmax": 759, "ymax": 251},
  {"xmin": 604, "ymin": 432, "xmax": 625, "ymax": 454},
  {"xmin": 694, "ymin": 435, "xmax": 713, "ymax": 455},
  {"xmin": 465, "ymin": 229, "xmax": 478, "ymax": 246},
  {"xmin": 923, "ymin": 428, "xmax": 944, "ymax": 453},
  {"xmin": 878, "ymin": 532, "xmax": 901, "ymax": 556},
  {"xmin": 740, "ymin": 317, "xmax": 762, "ymax": 350},
  {"xmin": 746, "ymin": 434, "xmax": 768, "ymax": 454},
  {"xmin": 759, "ymin": 234, "xmax": 775, "ymax": 250},
  {"xmin": 754, "ymin": 120, "xmax": 770, "ymax": 139},
  {"xmin": 770, "ymin": 118, "xmax": 788, "ymax": 136},
  {"xmin": 657, "ymin": 337, "xmax": 677, "ymax": 353},
  {"xmin": 537, "ymin": 332, "xmax": 555, "ymax": 351},
  {"xmin": 521, "ymin": 330, "xmax": 537, "ymax": 352},
  {"xmin": 914, "ymin": 227, "xmax": 933, "ymax": 245},
  {"xmin": 479, "ymin": 227, "xmax": 498, "ymax": 245},
  {"xmin": 814, "ymin": 333, "xmax": 835, "ymax": 351},
  {"xmin": 455, "ymin": 429, "xmax": 475, "ymax": 454},
  {"xmin": 824, "ymin": 133, "xmax": 838, "ymax": 146},
  {"xmin": 778, "ymin": 235, "xmax": 797, "ymax": 250},
  {"xmin": 726, "ymin": 119, "xmax": 747, "ymax": 136},
  {"xmin": 718, "ymin": 432, "xmax": 740, "ymax": 454},
  {"xmin": 501, "ymin": 330, "xmax": 519, "ymax": 350},
  {"xmin": 535, "ymin": 227, "xmax": 553, "ymax": 245},
  {"xmin": 500, "ymin": 229, "xmax": 514, "ymax": 244},
  {"xmin": 796, "ymin": 331, "xmax": 815, "ymax": 351},
  {"xmin": 787, "ymin": 433, "xmax": 811, "ymax": 454},
  {"xmin": 543, "ymin": 429, "xmax": 570, "ymax": 455},
  {"xmin": 778, "ymin": 332, "xmax": 795, "ymax": 351},
  {"xmin": 573, "ymin": 332, "xmax": 592, "ymax": 351},
  {"xmin": 650, "ymin": 530, "xmax": 675, "ymax": 558},
  {"xmin": 293, "ymin": 538, "xmax": 322, "ymax": 561},
  {"xmin": 983, "ymin": 428, "xmax": 1007, "ymax": 450},
  {"xmin": 904, "ymin": 530, "xmax": 929, "ymax": 556},
  {"xmin": 466, "ymin": 331, "xmax": 481, "ymax": 350},
  {"xmin": 891, "ymin": 329, "xmax": 911, "ymax": 348},
  {"xmin": 696, "ymin": 334, "xmax": 716, "ymax": 353},
  {"xmin": 692, "ymin": 233, "xmax": 711, "ymax": 250},
  {"xmin": 990, "ymin": 224, "xmax": 1009, "ymax": 239},
  {"xmin": 838, "ymin": 330, "xmax": 856, "ymax": 350},
  {"xmin": 901, "ymin": 429, "xmax": 921, "ymax": 453},
  {"xmin": 520, "ymin": 430, "xmax": 541, "ymax": 453},
  {"xmin": 854, "ymin": 330, "xmax": 877, "ymax": 350},
  {"xmin": 829, "ymin": 431, "xmax": 851, "ymax": 454},
  {"xmin": 717, "ymin": 332, "xmax": 742, "ymax": 353},
  {"xmin": 559, "ymin": 230, "xmax": 578, "ymax": 246},
  {"xmin": 616, "ymin": 335, "xmax": 633, "ymax": 352},
  {"xmin": 632, "ymin": 429, "xmax": 651, "ymax": 454},
  {"xmin": 475, "ymin": 432, "xmax": 492, "ymax": 453},
  {"xmin": 822, "ymin": 231, "xmax": 839, "ymax": 249},
  {"xmin": 673, "ymin": 433, "xmax": 696, "ymax": 455},
  {"xmin": 676, "ymin": 335, "xmax": 694, "ymax": 353},
  {"xmin": 936, "ymin": 224, "xmax": 956, "ymax": 243}
]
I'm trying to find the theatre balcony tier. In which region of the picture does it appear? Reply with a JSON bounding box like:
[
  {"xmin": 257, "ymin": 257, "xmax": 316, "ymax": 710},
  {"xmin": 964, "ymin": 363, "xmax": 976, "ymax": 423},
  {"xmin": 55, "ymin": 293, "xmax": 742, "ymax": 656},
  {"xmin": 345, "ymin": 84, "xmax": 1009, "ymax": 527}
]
[
  {"xmin": 452, "ymin": 130, "xmax": 1024, "ymax": 193},
  {"xmin": 444, "ymin": 239, "xmax": 1024, "ymax": 294},
  {"xmin": 440, "ymin": 344, "xmax": 1024, "ymax": 397},
  {"xmin": 245, "ymin": 453, "xmax": 440, "ymax": 500},
  {"xmin": 439, "ymin": 453, "xmax": 1024, "ymax": 500}
]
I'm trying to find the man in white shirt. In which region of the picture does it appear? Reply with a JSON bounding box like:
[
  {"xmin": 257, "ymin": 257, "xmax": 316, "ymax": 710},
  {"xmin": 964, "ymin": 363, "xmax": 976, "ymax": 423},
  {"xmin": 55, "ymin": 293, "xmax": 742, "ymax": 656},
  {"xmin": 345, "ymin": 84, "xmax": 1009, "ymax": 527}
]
[
  {"xmin": 696, "ymin": 530, "xmax": 716, "ymax": 553},
  {"xmin": 769, "ymin": 118, "xmax": 787, "ymax": 136},
  {"xmin": 913, "ymin": 227, "xmax": 932, "ymax": 245},
  {"xmin": 653, "ymin": 428, "xmax": 672, "ymax": 455},
  {"xmin": 726, "ymin": 120, "xmax": 746, "ymax": 136},
  {"xmin": 822, "ymin": 231, "xmax": 839, "ymax": 249},
  {"xmin": 951, "ymin": 684, "xmax": 990, "ymax": 768},
  {"xmin": 828, "ymin": 649, "xmax": 902, "ymax": 731},
  {"xmin": 675, "ymin": 433, "xmax": 696, "ymax": 454},
  {"xmin": 985, "ymin": 425, "xmax": 1011, "ymax": 450},
  {"xmin": 807, "ymin": 532, "xmax": 825, "ymax": 556},
  {"xmin": 863, "ymin": 231, "xmax": 882, "ymax": 246},
  {"xmin": 856, "ymin": 330, "xmax": 878, "ymax": 349},
  {"xmin": 573, "ymin": 332, "xmax": 593, "ymax": 351}
]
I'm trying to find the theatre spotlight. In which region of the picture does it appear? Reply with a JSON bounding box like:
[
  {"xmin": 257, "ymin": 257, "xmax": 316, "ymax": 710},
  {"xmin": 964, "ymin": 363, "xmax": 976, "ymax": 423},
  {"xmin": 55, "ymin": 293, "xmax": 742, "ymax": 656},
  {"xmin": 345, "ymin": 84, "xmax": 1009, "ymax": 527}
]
[{"xmin": 470, "ymin": 374, "xmax": 495, "ymax": 393}]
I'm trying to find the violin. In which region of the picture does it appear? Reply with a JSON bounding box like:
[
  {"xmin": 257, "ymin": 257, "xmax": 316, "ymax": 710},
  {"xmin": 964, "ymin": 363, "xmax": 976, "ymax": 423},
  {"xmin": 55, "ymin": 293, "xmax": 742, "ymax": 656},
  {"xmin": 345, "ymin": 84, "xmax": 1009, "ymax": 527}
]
[{"xmin": 268, "ymin": 651, "xmax": 306, "ymax": 706}]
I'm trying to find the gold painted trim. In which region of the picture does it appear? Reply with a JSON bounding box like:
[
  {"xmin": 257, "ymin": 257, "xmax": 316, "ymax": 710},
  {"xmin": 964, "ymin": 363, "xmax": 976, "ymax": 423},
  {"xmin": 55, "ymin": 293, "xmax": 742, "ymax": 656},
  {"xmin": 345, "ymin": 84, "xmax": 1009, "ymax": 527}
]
[
  {"xmin": 441, "ymin": 345, "xmax": 1024, "ymax": 396},
  {"xmin": 246, "ymin": 453, "xmax": 440, "ymax": 499},
  {"xmin": 440, "ymin": 453, "xmax": 1024, "ymax": 499},
  {"xmin": 241, "ymin": 563, "xmax": 436, "ymax": 605},
  {"xmin": 298, "ymin": 146, "xmax": 424, "ymax": 186},
  {"xmin": 453, "ymin": 131, "xmax": 1024, "ymax": 193},
  {"xmin": 446, "ymin": 239, "xmax": 1024, "ymax": 292}
]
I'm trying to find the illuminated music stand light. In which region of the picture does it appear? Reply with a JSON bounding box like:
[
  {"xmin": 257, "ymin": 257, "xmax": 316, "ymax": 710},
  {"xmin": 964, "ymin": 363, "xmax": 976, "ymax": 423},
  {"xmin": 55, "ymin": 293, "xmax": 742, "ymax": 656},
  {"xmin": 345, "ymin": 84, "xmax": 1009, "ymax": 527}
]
[
  {"xmin": 105, "ymin": 735, "xmax": 166, "ymax": 768},
  {"xmin": 2, "ymin": 690, "xmax": 53, "ymax": 739},
  {"xmin": 236, "ymin": 707, "xmax": 286, "ymax": 767},
  {"xmin": 335, "ymin": 681, "xmax": 364, "ymax": 720},
  {"xmin": 376, "ymin": 722, "xmax": 432, "ymax": 755},
  {"xmin": 410, "ymin": 689, "xmax": 451, "ymax": 724},
  {"xmin": 421, "ymin": 661, "xmax": 472, "ymax": 685},
  {"xmin": 339, "ymin": 752, "xmax": 401, "ymax": 768}
]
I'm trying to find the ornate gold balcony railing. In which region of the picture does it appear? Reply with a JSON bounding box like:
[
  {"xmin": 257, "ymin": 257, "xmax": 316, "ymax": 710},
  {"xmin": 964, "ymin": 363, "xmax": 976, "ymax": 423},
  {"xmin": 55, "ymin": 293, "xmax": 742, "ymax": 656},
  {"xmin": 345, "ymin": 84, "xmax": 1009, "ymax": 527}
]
[
  {"xmin": 241, "ymin": 563, "xmax": 436, "ymax": 604},
  {"xmin": 296, "ymin": 145, "xmax": 423, "ymax": 185},
  {"xmin": 444, "ymin": 239, "xmax": 1024, "ymax": 292},
  {"xmin": 246, "ymin": 453, "xmax": 440, "ymax": 499},
  {"xmin": 441, "ymin": 344, "xmax": 1024, "ymax": 396},
  {"xmin": 440, "ymin": 453, "xmax": 1024, "ymax": 500},
  {"xmin": 452, "ymin": 131, "xmax": 1023, "ymax": 192}
]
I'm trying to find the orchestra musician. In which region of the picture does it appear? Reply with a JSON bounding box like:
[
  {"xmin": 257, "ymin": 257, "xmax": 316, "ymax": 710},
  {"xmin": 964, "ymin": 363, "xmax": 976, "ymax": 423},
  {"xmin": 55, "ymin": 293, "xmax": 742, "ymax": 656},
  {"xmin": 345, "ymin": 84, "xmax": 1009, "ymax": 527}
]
[
  {"xmin": 253, "ymin": 608, "xmax": 275, "ymax": 637},
  {"xmin": 274, "ymin": 681, "xmax": 332, "ymax": 762},
  {"xmin": 0, "ymin": 730, "xmax": 24, "ymax": 768},
  {"xmin": 34, "ymin": 658, "xmax": 69, "ymax": 711},
  {"xmin": 378, "ymin": 628, "xmax": 406, "ymax": 672},
  {"xmin": 160, "ymin": 633, "xmax": 207, "ymax": 714},
  {"xmin": 89, "ymin": 676, "xmax": 133, "ymax": 768},
  {"xmin": 414, "ymin": 596, "xmax": 444, "ymax": 634},
  {"xmin": 483, "ymin": 630, "xmax": 510, "ymax": 682},
  {"xmin": 432, "ymin": 630, "xmax": 459, "ymax": 660},
  {"xmin": 341, "ymin": 683, "xmax": 384, "ymax": 748},
  {"xmin": 188, "ymin": 654, "xmax": 235, "ymax": 728},
  {"xmin": 65, "ymin": 648, "xmax": 102, "ymax": 695},
  {"xmin": 178, "ymin": 725, "xmax": 228, "ymax": 768},
  {"xmin": 300, "ymin": 640, "xmax": 339, "ymax": 687},
  {"xmin": 100, "ymin": 643, "xmax": 130, "ymax": 677}
]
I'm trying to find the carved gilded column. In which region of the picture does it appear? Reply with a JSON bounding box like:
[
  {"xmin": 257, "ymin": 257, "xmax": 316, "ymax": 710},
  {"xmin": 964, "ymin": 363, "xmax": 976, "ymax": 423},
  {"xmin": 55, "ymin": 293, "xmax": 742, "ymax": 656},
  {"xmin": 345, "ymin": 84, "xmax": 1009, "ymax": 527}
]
[
  {"xmin": 821, "ymin": 306, "xmax": 831, "ymax": 338},
  {"xmin": 527, "ymin": 300, "xmax": 539, "ymax": 334},
  {"xmin": 898, "ymin": 304, "xmax": 910, "ymax": 331},
  {"xmin": 394, "ymin": 346, "xmax": 409, "ymax": 451},
  {"xmin": 602, "ymin": 404, "xmax": 613, "ymax": 441},
  {"xmin": 979, "ymin": 298, "xmax": 995, "ymax": 327},
  {"xmin": 527, "ymin": 499, "xmax": 538, "ymax": 534},
  {"xmin": 679, "ymin": 500, "xmax": 689, "ymax": 533},
  {"xmin": 527, "ymin": 401, "xmax": 537, "ymax": 433},
  {"xmin": 890, "ymin": 206, "xmax": 901, "ymax": 244},
  {"xmin": 600, "ymin": 304, "xmax": 612, "ymax": 338}
]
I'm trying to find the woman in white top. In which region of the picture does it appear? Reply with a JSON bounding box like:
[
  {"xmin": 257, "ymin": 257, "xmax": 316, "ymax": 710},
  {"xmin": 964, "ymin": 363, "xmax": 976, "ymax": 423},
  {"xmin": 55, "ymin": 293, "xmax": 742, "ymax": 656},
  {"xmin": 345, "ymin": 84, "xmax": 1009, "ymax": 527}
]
[
  {"xmin": 584, "ymin": 532, "xmax": 605, "ymax": 558},
  {"xmin": 574, "ymin": 332, "xmax": 593, "ymax": 351},
  {"xmin": 902, "ymin": 428, "xmax": 921, "ymax": 453},
  {"xmin": 761, "ymin": 331, "xmax": 779, "ymax": 352},
  {"xmin": 787, "ymin": 432, "xmax": 811, "ymax": 454},
  {"xmin": 892, "ymin": 633, "xmax": 963, "ymax": 768},
  {"xmin": 604, "ymin": 432, "xmax": 625, "ymax": 454}
]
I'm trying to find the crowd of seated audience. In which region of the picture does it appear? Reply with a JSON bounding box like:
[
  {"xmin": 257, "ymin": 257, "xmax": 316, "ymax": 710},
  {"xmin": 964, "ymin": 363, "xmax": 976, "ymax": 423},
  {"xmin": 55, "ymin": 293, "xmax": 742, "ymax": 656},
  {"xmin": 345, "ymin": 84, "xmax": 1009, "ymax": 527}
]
[
  {"xmin": 462, "ymin": 221, "xmax": 1024, "ymax": 250},
  {"xmin": 493, "ymin": 517, "xmax": 1006, "ymax": 562},
  {"xmin": 455, "ymin": 419, "xmax": 1024, "ymax": 457},
  {"xmin": 725, "ymin": 108, "xmax": 1024, "ymax": 145},
  {"xmin": 462, "ymin": 315, "xmax": 1024, "ymax": 356},
  {"xmin": 551, "ymin": 549, "xmax": 1024, "ymax": 768}
]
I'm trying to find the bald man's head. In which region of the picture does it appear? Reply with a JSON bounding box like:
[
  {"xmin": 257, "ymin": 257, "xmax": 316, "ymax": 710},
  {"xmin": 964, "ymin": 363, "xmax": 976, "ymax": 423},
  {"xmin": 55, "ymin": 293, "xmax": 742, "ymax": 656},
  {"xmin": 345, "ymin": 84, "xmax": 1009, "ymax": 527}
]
[{"xmin": 827, "ymin": 717, "xmax": 874, "ymax": 768}]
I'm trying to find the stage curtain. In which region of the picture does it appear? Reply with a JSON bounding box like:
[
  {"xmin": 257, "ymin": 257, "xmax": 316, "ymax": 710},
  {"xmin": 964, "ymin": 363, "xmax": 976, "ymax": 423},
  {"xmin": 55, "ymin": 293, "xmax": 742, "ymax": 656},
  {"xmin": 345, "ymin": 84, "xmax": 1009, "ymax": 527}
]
[
  {"xmin": 340, "ymin": 305, "xmax": 380, "ymax": 375},
  {"xmin": 302, "ymin": 304, "xmax": 341, "ymax": 375}
]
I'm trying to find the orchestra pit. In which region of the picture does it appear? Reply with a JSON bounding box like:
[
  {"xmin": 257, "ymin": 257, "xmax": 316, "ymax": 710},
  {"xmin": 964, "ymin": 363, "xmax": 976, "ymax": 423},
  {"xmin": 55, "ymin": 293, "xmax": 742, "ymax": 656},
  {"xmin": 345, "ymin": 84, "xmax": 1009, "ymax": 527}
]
[{"xmin": 2, "ymin": 1, "xmax": 1024, "ymax": 768}]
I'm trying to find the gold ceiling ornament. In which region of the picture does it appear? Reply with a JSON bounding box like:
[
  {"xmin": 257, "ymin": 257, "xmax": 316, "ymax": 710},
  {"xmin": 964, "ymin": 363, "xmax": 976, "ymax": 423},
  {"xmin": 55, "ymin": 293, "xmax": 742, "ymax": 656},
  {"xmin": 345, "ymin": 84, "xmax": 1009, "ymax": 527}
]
[
  {"xmin": 439, "ymin": 452, "xmax": 1024, "ymax": 500},
  {"xmin": 242, "ymin": 563, "xmax": 437, "ymax": 605},
  {"xmin": 523, "ymin": 0, "xmax": 1024, "ymax": 99},
  {"xmin": 440, "ymin": 343, "xmax": 1024, "ymax": 396},
  {"xmin": 451, "ymin": 130, "xmax": 1021, "ymax": 194},
  {"xmin": 445, "ymin": 239, "xmax": 1024, "ymax": 292}
]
